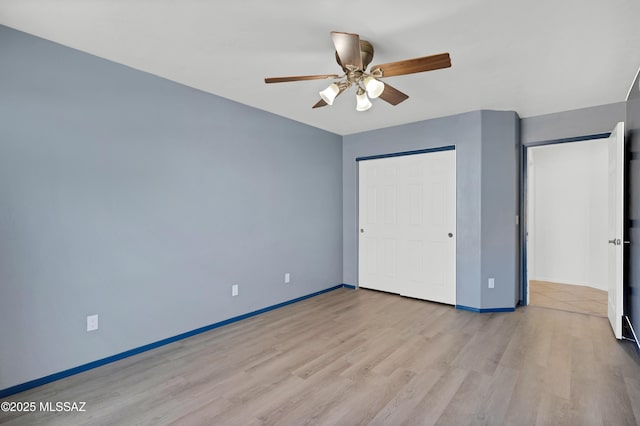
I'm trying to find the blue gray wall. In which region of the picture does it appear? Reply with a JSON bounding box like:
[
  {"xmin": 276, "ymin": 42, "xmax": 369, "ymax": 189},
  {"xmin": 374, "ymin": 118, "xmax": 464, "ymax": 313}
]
[
  {"xmin": 342, "ymin": 110, "xmax": 520, "ymax": 310},
  {"xmin": 521, "ymin": 102, "xmax": 626, "ymax": 144},
  {"xmin": 0, "ymin": 26, "xmax": 343, "ymax": 390},
  {"xmin": 481, "ymin": 111, "xmax": 520, "ymax": 308},
  {"xmin": 627, "ymin": 71, "xmax": 640, "ymax": 337}
]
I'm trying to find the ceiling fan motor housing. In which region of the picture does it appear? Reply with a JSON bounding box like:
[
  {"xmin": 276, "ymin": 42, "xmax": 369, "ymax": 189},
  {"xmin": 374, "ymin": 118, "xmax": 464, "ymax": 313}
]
[{"xmin": 335, "ymin": 40, "xmax": 374, "ymax": 72}]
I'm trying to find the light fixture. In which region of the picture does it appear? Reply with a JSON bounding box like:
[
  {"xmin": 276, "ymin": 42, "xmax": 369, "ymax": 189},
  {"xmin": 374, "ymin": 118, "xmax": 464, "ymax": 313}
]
[
  {"xmin": 363, "ymin": 75, "xmax": 385, "ymax": 99},
  {"xmin": 356, "ymin": 88, "xmax": 372, "ymax": 112},
  {"xmin": 316, "ymin": 67, "xmax": 385, "ymax": 111},
  {"xmin": 319, "ymin": 83, "xmax": 340, "ymax": 105}
]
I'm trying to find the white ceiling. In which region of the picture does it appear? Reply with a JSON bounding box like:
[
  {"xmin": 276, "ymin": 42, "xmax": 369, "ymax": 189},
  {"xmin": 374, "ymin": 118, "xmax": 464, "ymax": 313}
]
[{"xmin": 1, "ymin": 0, "xmax": 639, "ymax": 135}]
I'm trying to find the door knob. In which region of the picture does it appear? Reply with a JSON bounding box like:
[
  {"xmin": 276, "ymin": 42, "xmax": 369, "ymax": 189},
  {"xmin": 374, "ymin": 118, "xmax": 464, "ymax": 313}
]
[
  {"xmin": 448, "ymin": 233, "xmax": 453, "ymax": 238},
  {"xmin": 360, "ymin": 229, "xmax": 364, "ymax": 233},
  {"xmin": 608, "ymin": 238, "xmax": 621, "ymax": 245}
]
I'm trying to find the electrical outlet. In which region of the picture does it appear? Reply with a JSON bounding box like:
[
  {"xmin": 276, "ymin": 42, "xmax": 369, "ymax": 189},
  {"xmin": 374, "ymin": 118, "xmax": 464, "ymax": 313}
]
[
  {"xmin": 232, "ymin": 284, "xmax": 239, "ymax": 297},
  {"xmin": 488, "ymin": 278, "xmax": 495, "ymax": 289},
  {"xmin": 87, "ymin": 314, "xmax": 98, "ymax": 332},
  {"xmin": 285, "ymin": 273, "xmax": 290, "ymax": 284}
]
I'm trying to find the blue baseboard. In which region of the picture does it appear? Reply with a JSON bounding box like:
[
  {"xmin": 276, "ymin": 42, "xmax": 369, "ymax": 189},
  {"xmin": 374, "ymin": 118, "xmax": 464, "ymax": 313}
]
[
  {"xmin": 342, "ymin": 283, "xmax": 357, "ymax": 290},
  {"xmin": 0, "ymin": 283, "xmax": 353, "ymax": 398},
  {"xmin": 456, "ymin": 305, "xmax": 515, "ymax": 313}
]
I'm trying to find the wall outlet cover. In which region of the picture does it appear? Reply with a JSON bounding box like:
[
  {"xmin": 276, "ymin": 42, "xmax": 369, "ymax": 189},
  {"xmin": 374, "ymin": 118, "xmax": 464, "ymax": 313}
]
[{"xmin": 87, "ymin": 314, "xmax": 98, "ymax": 332}]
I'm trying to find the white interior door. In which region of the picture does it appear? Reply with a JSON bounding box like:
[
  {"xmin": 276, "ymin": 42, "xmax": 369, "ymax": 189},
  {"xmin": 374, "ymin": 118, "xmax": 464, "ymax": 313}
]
[
  {"xmin": 358, "ymin": 150, "xmax": 456, "ymax": 305},
  {"xmin": 607, "ymin": 122, "xmax": 624, "ymax": 339}
]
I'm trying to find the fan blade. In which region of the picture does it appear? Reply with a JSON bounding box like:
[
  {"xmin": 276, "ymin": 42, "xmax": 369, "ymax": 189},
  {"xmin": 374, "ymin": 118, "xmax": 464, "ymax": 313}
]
[
  {"xmin": 378, "ymin": 82, "xmax": 409, "ymax": 106},
  {"xmin": 312, "ymin": 99, "xmax": 328, "ymax": 109},
  {"xmin": 312, "ymin": 86, "xmax": 345, "ymax": 108},
  {"xmin": 265, "ymin": 74, "xmax": 339, "ymax": 84},
  {"xmin": 331, "ymin": 31, "xmax": 362, "ymax": 70},
  {"xmin": 371, "ymin": 53, "xmax": 451, "ymax": 77}
]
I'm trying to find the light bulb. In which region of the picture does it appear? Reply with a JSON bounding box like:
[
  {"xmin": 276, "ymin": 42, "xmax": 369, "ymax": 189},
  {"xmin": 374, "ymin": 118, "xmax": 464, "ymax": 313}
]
[
  {"xmin": 356, "ymin": 91, "xmax": 372, "ymax": 112},
  {"xmin": 364, "ymin": 76, "xmax": 385, "ymax": 99},
  {"xmin": 319, "ymin": 83, "xmax": 340, "ymax": 105}
]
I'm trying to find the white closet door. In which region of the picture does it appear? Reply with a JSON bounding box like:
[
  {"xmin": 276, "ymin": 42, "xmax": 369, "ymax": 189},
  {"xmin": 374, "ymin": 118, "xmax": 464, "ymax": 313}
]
[{"xmin": 358, "ymin": 150, "xmax": 456, "ymax": 305}]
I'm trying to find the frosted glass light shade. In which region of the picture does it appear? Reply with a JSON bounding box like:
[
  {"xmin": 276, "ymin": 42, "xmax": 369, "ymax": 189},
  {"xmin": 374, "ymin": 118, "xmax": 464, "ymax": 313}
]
[
  {"xmin": 364, "ymin": 76, "xmax": 385, "ymax": 99},
  {"xmin": 319, "ymin": 83, "xmax": 340, "ymax": 105},
  {"xmin": 356, "ymin": 91, "xmax": 372, "ymax": 111}
]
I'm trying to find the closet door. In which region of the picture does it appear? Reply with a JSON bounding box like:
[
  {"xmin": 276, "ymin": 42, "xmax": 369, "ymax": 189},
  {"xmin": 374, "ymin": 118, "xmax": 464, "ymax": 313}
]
[{"xmin": 358, "ymin": 149, "xmax": 456, "ymax": 304}]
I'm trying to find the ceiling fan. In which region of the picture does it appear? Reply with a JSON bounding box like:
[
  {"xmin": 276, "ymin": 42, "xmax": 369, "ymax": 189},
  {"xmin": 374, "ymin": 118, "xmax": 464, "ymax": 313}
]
[{"xmin": 264, "ymin": 31, "xmax": 451, "ymax": 112}]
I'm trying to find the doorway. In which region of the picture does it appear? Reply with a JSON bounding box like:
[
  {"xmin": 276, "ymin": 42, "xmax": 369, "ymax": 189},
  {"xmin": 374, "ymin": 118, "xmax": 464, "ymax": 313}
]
[
  {"xmin": 357, "ymin": 148, "xmax": 456, "ymax": 305},
  {"xmin": 523, "ymin": 123, "xmax": 625, "ymax": 339},
  {"xmin": 526, "ymin": 138, "xmax": 609, "ymax": 316}
]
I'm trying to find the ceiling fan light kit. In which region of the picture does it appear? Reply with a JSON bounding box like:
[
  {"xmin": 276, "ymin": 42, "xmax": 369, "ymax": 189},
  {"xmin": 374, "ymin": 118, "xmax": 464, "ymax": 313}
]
[
  {"xmin": 356, "ymin": 88, "xmax": 373, "ymax": 111},
  {"xmin": 265, "ymin": 31, "xmax": 451, "ymax": 112},
  {"xmin": 319, "ymin": 83, "xmax": 340, "ymax": 105},
  {"xmin": 363, "ymin": 75, "xmax": 385, "ymax": 99}
]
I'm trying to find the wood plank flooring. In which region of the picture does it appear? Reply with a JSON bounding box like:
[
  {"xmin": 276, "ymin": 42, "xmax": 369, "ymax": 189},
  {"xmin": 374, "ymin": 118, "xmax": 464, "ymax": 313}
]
[
  {"xmin": 1, "ymin": 288, "xmax": 639, "ymax": 425},
  {"xmin": 529, "ymin": 280, "xmax": 608, "ymax": 317}
]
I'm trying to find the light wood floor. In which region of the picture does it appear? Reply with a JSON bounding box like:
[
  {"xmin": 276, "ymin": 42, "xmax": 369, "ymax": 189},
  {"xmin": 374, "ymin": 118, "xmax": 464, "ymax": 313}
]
[
  {"xmin": 1, "ymin": 288, "xmax": 639, "ymax": 425},
  {"xmin": 529, "ymin": 280, "xmax": 608, "ymax": 317}
]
